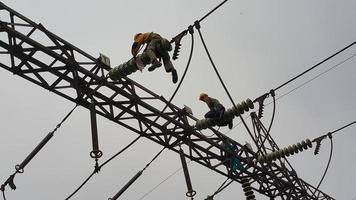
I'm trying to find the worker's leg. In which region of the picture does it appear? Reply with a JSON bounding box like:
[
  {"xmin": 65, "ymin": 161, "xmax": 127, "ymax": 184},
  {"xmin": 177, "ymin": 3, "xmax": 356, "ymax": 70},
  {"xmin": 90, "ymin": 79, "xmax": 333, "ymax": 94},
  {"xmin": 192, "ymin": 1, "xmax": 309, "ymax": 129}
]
[
  {"xmin": 146, "ymin": 40, "xmax": 162, "ymax": 71},
  {"xmin": 160, "ymin": 49, "xmax": 177, "ymax": 83},
  {"xmin": 205, "ymin": 110, "xmax": 219, "ymax": 119}
]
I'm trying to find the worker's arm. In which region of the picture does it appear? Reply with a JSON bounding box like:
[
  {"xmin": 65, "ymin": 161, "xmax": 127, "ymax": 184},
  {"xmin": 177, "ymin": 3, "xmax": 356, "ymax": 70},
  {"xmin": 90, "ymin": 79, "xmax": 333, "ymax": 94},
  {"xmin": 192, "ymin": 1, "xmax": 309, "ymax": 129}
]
[{"xmin": 131, "ymin": 42, "xmax": 141, "ymax": 57}]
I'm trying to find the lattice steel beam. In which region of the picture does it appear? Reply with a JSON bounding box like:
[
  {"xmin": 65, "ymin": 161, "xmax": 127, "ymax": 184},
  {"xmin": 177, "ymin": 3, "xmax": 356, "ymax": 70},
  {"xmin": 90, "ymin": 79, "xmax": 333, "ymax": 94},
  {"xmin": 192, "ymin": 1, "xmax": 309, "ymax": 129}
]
[{"xmin": 0, "ymin": 2, "xmax": 333, "ymax": 199}]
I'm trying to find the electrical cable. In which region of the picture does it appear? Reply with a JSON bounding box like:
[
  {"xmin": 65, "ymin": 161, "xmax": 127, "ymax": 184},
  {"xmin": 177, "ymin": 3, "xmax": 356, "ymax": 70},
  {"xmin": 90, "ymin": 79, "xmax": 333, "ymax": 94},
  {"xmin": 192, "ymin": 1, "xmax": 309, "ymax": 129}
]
[
  {"xmin": 198, "ymin": 0, "xmax": 228, "ymax": 23},
  {"xmin": 108, "ymin": 147, "xmax": 165, "ymax": 200},
  {"xmin": 266, "ymin": 93, "xmax": 276, "ymax": 134},
  {"xmin": 312, "ymin": 135, "xmax": 333, "ymax": 197},
  {"xmin": 65, "ymin": 21, "xmax": 195, "ymax": 200},
  {"xmin": 196, "ymin": 23, "xmax": 258, "ymax": 150},
  {"xmin": 68, "ymin": 2, "xmax": 223, "ymax": 198},
  {"xmin": 2, "ymin": 190, "xmax": 6, "ymax": 200},
  {"xmin": 142, "ymin": 147, "xmax": 165, "ymax": 171},
  {"xmin": 65, "ymin": 135, "xmax": 141, "ymax": 200},
  {"xmin": 207, "ymin": 177, "xmax": 234, "ymax": 199},
  {"xmin": 139, "ymin": 25, "xmax": 194, "ymax": 136},
  {"xmin": 330, "ymin": 120, "xmax": 356, "ymax": 135},
  {"xmin": 0, "ymin": 104, "xmax": 78, "ymax": 198},
  {"xmin": 274, "ymin": 41, "xmax": 356, "ymax": 92},
  {"xmin": 312, "ymin": 120, "xmax": 356, "ymax": 194},
  {"xmin": 273, "ymin": 53, "xmax": 356, "ymax": 103},
  {"xmin": 0, "ymin": 70, "xmax": 111, "ymax": 196},
  {"xmin": 136, "ymin": 163, "xmax": 186, "ymax": 200},
  {"xmin": 230, "ymin": 53, "xmax": 356, "ymax": 133}
]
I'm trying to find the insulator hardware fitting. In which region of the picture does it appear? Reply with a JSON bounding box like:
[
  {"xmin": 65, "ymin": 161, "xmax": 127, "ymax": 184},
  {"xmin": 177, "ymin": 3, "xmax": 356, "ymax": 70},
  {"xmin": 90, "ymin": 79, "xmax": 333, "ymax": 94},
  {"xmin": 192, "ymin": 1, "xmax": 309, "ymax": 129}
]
[
  {"xmin": 257, "ymin": 139, "xmax": 312, "ymax": 163},
  {"xmin": 195, "ymin": 98, "xmax": 254, "ymax": 130},
  {"xmin": 232, "ymin": 99, "xmax": 254, "ymax": 117},
  {"xmin": 241, "ymin": 177, "xmax": 256, "ymax": 200}
]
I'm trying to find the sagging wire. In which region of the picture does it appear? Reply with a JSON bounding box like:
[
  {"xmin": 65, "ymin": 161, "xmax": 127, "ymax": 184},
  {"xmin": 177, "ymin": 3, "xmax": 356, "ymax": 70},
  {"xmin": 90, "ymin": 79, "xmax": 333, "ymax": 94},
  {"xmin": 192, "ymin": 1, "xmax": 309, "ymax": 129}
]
[
  {"xmin": 0, "ymin": 70, "xmax": 110, "ymax": 199},
  {"xmin": 132, "ymin": 26, "xmax": 354, "ymax": 200},
  {"xmin": 0, "ymin": 104, "xmax": 78, "ymax": 199},
  {"xmin": 232, "ymin": 52, "xmax": 356, "ymax": 136},
  {"xmin": 170, "ymin": 0, "xmax": 228, "ymax": 60},
  {"xmin": 311, "ymin": 120, "xmax": 356, "ymax": 196},
  {"xmin": 65, "ymin": 20, "xmax": 196, "ymax": 200},
  {"xmin": 65, "ymin": 135, "xmax": 141, "ymax": 200},
  {"xmin": 273, "ymin": 53, "xmax": 356, "ymax": 103},
  {"xmin": 108, "ymin": 147, "xmax": 165, "ymax": 200},
  {"xmin": 136, "ymin": 163, "xmax": 186, "ymax": 200},
  {"xmin": 312, "ymin": 133, "xmax": 333, "ymax": 197},
  {"xmin": 256, "ymin": 120, "xmax": 355, "ymax": 160},
  {"xmin": 136, "ymin": 23, "xmax": 195, "ymax": 136},
  {"xmin": 1, "ymin": 190, "xmax": 5, "ymax": 200},
  {"xmin": 274, "ymin": 41, "xmax": 356, "ymax": 92},
  {"xmin": 195, "ymin": 20, "xmax": 257, "ymax": 150},
  {"xmin": 254, "ymin": 119, "xmax": 356, "ymax": 196}
]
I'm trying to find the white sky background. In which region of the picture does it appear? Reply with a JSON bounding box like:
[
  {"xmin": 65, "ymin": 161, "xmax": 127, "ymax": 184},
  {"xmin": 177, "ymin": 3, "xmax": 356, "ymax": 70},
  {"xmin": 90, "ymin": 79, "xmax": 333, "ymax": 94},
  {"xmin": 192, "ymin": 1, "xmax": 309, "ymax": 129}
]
[{"xmin": 1, "ymin": 0, "xmax": 356, "ymax": 199}]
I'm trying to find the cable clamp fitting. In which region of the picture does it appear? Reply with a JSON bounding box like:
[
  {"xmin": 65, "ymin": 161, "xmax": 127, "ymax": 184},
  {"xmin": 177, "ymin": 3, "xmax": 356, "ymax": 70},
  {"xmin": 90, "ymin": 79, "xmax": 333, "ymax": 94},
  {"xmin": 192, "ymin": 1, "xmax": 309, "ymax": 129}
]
[{"xmin": 194, "ymin": 20, "xmax": 201, "ymax": 30}]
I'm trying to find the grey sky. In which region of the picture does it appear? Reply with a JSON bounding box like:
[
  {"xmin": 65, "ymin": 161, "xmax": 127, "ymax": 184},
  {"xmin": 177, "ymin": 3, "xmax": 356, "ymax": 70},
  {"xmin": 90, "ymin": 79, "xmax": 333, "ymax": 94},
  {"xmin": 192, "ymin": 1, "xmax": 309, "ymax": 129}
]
[{"xmin": 1, "ymin": 0, "xmax": 356, "ymax": 199}]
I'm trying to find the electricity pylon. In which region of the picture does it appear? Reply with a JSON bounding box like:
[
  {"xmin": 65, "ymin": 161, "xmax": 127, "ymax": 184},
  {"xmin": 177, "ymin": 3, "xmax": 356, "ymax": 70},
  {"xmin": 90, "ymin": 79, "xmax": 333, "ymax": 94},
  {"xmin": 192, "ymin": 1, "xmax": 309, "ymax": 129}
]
[{"xmin": 0, "ymin": 2, "xmax": 333, "ymax": 199}]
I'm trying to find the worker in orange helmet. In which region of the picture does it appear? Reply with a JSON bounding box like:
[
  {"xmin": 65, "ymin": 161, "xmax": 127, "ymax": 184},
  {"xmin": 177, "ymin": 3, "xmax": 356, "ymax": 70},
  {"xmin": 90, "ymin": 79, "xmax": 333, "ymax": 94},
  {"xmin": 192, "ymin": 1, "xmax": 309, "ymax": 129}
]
[
  {"xmin": 131, "ymin": 32, "xmax": 178, "ymax": 83},
  {"xmin": 199, "ymin": 93, "xmax": 233, "ymax": 129}
]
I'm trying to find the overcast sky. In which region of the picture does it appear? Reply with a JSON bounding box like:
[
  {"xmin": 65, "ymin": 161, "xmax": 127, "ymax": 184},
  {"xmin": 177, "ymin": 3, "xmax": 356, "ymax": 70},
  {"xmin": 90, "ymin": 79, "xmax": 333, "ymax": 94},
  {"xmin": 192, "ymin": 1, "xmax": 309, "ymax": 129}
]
[{"xmin": 1, "ymin": 0, "xmax": 356, "ymax": 199}]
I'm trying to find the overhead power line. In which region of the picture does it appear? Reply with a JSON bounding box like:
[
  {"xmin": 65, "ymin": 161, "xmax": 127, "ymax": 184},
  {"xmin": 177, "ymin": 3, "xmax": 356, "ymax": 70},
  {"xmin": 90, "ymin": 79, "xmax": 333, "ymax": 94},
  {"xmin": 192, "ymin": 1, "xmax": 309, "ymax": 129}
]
[
  {"xmin": 0, "ymin": 104, "xmax": 78, "ymax": 199},
  {"xmin": 274, "ymin": 41, "xmax": 356, "ymax": 92},
  {"xmin": 65, "ymin": 136, "xmax": 141, "ymax": 200},
  {"xmin": 198, "ymin": 0, "xmax": 228, "ymax": 23},
  {"xmin": 272, "ymin": 53, "xmax": 356, "ymax": 103},
  {"xmin": 137, "ymin": 119, "xmax": 356, "ymax": 199}
]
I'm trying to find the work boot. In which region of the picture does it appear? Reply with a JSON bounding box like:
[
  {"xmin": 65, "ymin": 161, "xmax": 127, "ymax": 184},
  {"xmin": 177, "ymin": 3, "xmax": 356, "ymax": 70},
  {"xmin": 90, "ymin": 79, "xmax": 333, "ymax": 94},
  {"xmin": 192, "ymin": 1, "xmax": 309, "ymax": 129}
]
[
  {"xmin": 148, "ymin": 59, "xmax": 162, "ymax": 72},
  {"xmin": 228, "ymin": 120, "xmax": 233, "ymax": 129},
  {"xmin": 171, "ymin": 69, "xmax": 178, "ymax": 83}
]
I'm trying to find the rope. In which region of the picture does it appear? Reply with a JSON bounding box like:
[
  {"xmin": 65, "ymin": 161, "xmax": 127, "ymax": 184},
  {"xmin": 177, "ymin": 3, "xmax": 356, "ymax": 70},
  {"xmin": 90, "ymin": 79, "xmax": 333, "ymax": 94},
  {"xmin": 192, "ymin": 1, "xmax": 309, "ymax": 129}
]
[
  {"xmin": 274, "ymin": 41, "xmax": 356, "ymax": 92},
  {"xmin": 65, "ymin": 135, "xmax": 141, "ymax": 200}
]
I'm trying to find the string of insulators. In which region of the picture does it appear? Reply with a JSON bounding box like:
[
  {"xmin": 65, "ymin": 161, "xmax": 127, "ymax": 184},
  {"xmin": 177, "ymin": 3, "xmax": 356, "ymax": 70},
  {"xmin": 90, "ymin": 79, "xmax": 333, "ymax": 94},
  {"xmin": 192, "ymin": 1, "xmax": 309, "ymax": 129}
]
[
  {"xmin": 89, "ymin": 101, "xmax": 102, "ymax": 159},
  {"xmin": 241, "ymin": 177, "xmax": 256, "ymax": 200},
  {"xmin": 108, "ymin": 52, "xmax": 152, "ymax": 80},
  {"xmin": 195, "ymin": 98, "xmax": 254, "ymax": 130},
  {"xmin": 314, "ymin": 140, "xmax": 322, "ymax": 155},
  {"xmin": 253, "ymin": 93, "xmax": 269, "ymax": 119},
  {"xmin": 170, "ymin": 30, "xmax": 187, "ymax": 60},
  {"xmin": 179, "ymin": 148, "xmax": 196, "ymax": 198},
  {"xmin": 256, "ymin": 139, "xmax": 313, "ymax": 163},
  {"xmin": 108, "ymin": 171, "xmax": 143, "ymax": 200},
  {"xmin": 108, "ymin": 59, "xmax": 140, "ymax": 80}
]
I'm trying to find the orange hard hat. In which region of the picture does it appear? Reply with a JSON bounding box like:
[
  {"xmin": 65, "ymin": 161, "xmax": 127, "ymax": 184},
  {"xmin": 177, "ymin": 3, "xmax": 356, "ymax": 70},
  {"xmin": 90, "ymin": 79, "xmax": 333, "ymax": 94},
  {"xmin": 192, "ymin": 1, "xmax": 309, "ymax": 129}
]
[
  {"xmin": 134, "ymin": 33, "xmax": 142, "ymax": 42},
  {"xmin": 199, "ymin": 93, "xmax": 208, "ymax": 101}
]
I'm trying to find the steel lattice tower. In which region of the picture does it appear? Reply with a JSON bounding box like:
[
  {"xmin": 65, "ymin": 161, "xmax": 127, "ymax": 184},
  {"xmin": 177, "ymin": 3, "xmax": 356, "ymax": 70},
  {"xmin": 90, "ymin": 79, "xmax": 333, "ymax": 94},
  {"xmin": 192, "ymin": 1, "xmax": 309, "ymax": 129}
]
[{"xmin": 0, "ymin": 2, "xmax": 333, "ymax": 199}]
